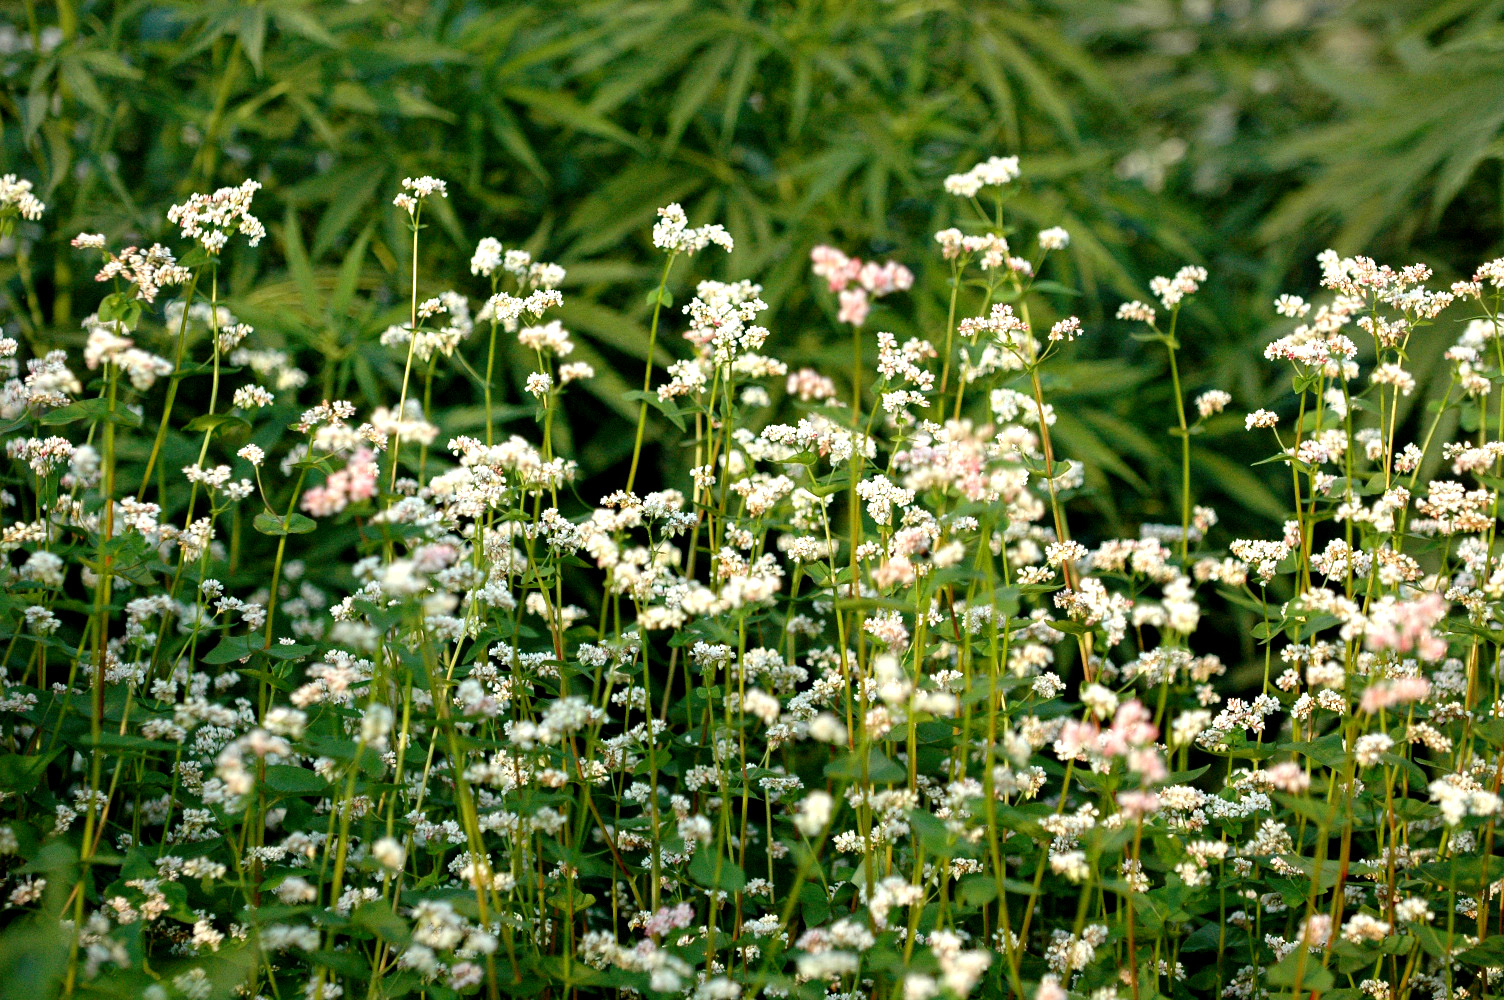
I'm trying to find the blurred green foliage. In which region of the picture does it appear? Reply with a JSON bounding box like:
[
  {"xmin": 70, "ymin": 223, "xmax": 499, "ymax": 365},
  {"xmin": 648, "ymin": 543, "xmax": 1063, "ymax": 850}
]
[{"xmin": 2, "ymin": 0, "xmax": 1502, "ymax": 547}]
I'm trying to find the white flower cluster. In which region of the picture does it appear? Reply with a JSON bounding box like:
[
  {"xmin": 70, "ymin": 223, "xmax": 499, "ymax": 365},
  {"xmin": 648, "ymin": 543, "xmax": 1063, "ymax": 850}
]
[
  {"xmin": 167, "ymin": 179, "xmax": 265, "ymax": 253},
  {"xmin": 651, "ymin": 202, "xmax": 734, "ymax": 255},
  {"xmin": 0, "ymin": 174, "xmax": 45, "ymax": 221},
  {"xmin": 393, "ymin": 175, "xmax": 449, "ymax": 214},
  {"xmin": 943, "ymin": 155, "xmax": 1021, "ymax": 197}
]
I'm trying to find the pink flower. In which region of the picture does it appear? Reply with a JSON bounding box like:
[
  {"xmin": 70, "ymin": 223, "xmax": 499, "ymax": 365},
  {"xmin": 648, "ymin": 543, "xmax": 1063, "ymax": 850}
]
[
  {"xmin": 1364, "ymin": 593, "xmax": 1448, "ymax": 661},
  {"xmin": 1055, "ymin": 719, "xmax": 1098, "ymax": 759},
  {"xmin": 413, "ymin": 542, "xmax": 459, "ymax": 573},
  {"xmin": 1117, "ymin": 789, "xmax": 1161, "ymax": 817},
  {"xmin": 300, "ymin": 485, "xmax": 342, "ymax": 518},
  {"xmin": 838, "ymin": 287, "xmax": 870, "ymax": 326},
  {"xmin": 300, "ymin": 447, "xmax": 380, "ymax": 517},
  {"xmin": 641, "ymin": 902, "xmax": 694, "ymax": 938},
  {"xmin": 813, "ymin": 245, "xmax": 910, "ymax": 322},
  {"xmin": 859, "ymin": 260, "xmax": 914, "ymax": 295},
  {"xmin": 1110, "ymin": 700, "xmax": 1158, "ymax": 748},
  {"xmin": 344, "ymin": 448, "xmax": 379, "ymax": 502},
  {"xmin": 1126, "ymin": 747, "xmax": 1167, "ymax": 784},
  {"xmin": 1265, "ymin": 760, "xmax": 1310, "ymax": 793},
  {"xmin": 810, "ymin": 245, "xmax": 861, "ymax": 292},
  {"xmin": 1359, "ymin": 677, "xmax": 1433, "ymax": 714}
]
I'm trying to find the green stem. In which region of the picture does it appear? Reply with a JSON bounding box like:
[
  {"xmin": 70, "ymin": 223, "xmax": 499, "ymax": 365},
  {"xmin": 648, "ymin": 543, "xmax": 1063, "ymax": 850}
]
[{"xmin": 626, "ymin": 254, "xmax": 676, "ymax": 493}]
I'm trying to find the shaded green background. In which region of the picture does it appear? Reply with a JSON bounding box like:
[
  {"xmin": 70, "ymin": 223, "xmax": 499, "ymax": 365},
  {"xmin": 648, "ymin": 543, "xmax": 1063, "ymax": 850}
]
[{"xmin": 3, "ymin": 0, "xmax": 1501, "ymax": 549}]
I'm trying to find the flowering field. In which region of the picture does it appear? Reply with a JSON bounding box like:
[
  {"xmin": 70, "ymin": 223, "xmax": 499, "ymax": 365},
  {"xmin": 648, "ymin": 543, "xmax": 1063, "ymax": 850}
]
[{"xmin": 1, "ymin": 148, "xmax": 1503, "ymax": 1000}]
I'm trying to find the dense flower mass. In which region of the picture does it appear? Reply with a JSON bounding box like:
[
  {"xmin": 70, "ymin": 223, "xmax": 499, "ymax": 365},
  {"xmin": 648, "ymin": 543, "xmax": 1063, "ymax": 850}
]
[
  {"xmin": 0, "ymin": 173, "xmax": 45, "ymax": 222},
  {"xmin": 0, "ymin": 158, "xmax": 1501, "ymax": 1000},
  {"xmin": 166, "ymin": 179, "xmax": 265, "ymax": 253}
]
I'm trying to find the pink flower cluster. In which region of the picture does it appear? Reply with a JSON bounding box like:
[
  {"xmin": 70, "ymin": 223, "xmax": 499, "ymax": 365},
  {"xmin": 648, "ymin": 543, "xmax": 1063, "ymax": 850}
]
[
  {"xmin": 1056, "ymin": 699, "xmax": 1167, "ymax": 789},
  {"xmin": 301, "ymin": 447, "xmax": 379, "ymax": 517},
  {"xmin": 1358, "ymin": 677, "xmax": 1433, "ymax": 715},
  {"xmin": 809, "ymin": 246, "xmax": 913, "ymax": 327},
  {"xmin": 1364, "ymin": 592, "xmax": 1448, "ymax": 662},
  {"xmin": 639, "ymin": 902, "xmax": 694, "ymax": 938}
]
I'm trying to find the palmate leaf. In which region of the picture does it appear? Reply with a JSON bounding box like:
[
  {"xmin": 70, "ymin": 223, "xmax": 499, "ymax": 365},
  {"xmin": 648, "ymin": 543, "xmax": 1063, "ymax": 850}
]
[
  {"xmin": 1195, "ymin": 449, "xmax": 1288, "ymax": 524},
  {"xmin": 664, "ymin": 37, "xmax": 738, "ymax": 154},
  {"xmin": 505, "ymin": 87, "xmax": 648, "ymax": 153},
  {"xmin": 563, "ymin": 339, "xmax": 642, "ymax": 422},
  {"xmin": 18, "ymin": 0, "xmax": 1491, "ymax": 561},
  {"xmin": 1265, "ymin": 37, "xmax": 1504, "ymax": 249},
  {"xmin": 1049, "ymin": 408, "xmax": 1148, "ymax": 524}
]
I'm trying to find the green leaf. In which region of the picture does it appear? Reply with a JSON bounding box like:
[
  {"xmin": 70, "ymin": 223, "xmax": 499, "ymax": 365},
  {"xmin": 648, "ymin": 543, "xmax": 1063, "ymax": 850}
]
[
  {"xmin": 687, "ymin": 850, "xmax": 746, "ymax": 893},
  {"xmin": 1273, "ymin": 792, "xmax": 1345, "ymax": 829},
  {"xmin": 90, "ymin": 732, "xmax": 179, "ymax": 753},
  {"xmin": 955, "ymin": 875, "xmax": 997, "ymax": 908},
  {"xmin": 264, "ymin": 765, "xmax": 329, "ymax": 796},
  {"xmin": 97, "ymin": 292, "xmax": 132, "ymax": 324},
  {"xmin": 351, "ymin": 903, "xmax": 411, "ymax": 946},
  {"xmin": 1458, "ymin": 934, "xmax": 1504, "ymax": 967},
  {"xmin": 826, "ymin": 748, "xmax": 905, "ymax": 784},
  {"xmin": 621, "ymin": 389, "xmax": 686, "ymax": 432},
  {"xmin": 38, "ymin": 398, "xmax": 142, "ymax": 429},
  {"xmin": 310, "ymin": 948, "xmax": 369, "ymax": 978},
  {"xmin": 546, "ymin": 888, "xmax": 596, "ymax": 911},
  {"xmin": 254, "ymin": 512, "xmax": 318, "ymax": 536},
  {"xmin": 0, "ymin": 750, "xmax": 60, "ymax": 793},
  {"xmin": 184, "ymin": 413, "xmax": 251, "ymax": 434},
  {"xmin": 1028, "ymin": 279, "xmax": 1082, "ymax": 297},
  {"xmin": 264, "ymin": 642, "xmax": 316, "ymax": 661},
  {"xmin": 1285, "ymin": 733, "xmax": 1348, "ymax": 769},
  {"xmin": 201, "ymin": 635, "xmax": 257, "ymax": 665},
  {"xmin": 1414, "ymin": 855, "xmax": 1500, "ymax": 894},
  {"xmin": 1264, "ymin": 948, "xmax": 1334, "ymax": 992},
  {"xmin": 179, "ymin": 246, "xmax": 212, "ymax": 269},
  {"xmin": 280, "ymin": 207, "xmax": 319, "ymax": 310},
  {"xmin": 504, "ymin": 87, "xmax": 648, "ymax": 152},
  {"xmin": 906, "ymin": 809, "xmax": 954, "ymax": 856}
]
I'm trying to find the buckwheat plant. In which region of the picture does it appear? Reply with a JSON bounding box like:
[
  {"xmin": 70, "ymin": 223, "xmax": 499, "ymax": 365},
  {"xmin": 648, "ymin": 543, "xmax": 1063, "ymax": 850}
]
[{"xmin": 0, "ymin": 157, "xmax": 1501, "ymax": 1000}]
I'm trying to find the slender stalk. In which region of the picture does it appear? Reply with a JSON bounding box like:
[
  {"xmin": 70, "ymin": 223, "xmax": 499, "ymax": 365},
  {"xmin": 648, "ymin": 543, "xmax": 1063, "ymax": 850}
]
[
  {"xmin": 389, "ymin": 206, "xmax": 423, "ymax": 494},
  {"xmin": 626, "ymin": 254, "xmax": 677, "ymax": 493}
]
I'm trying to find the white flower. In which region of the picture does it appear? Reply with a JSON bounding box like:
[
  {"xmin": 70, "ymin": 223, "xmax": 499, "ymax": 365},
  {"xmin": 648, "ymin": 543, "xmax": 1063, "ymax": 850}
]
[
  {"xmin": 361, "ymin": 704, "xmax": 394, "ymax": 745},
  {"xmin": 1245, "ymin": 409, "xmax": 1279, "ymax": 430},
  {"xmin": 1035, "ymin": 976, "xmax": 1067, "ymax": 1000},
  {"xmin": 395, "ymin": 176, "xmax": 448, "ymax": 214},
  {"xmin": 808, "ymin": 712, "xmax": 848, "ymax": 744},
  {"xmin": 796, "ymin": 951, "xmax": 859, "ymax": 980},
  {"xmin": 167, "ymin": 180, "xmax": 264, "ymax": 252},
  {"xmin": 0, "ymin": 174, "xmax": 45, "ymax": 221},
  {"xmin": 742, "ymin": 689, "xmax": 779, "ymax": 725},
  {"xmin": 1050, "ymin": 850, "xmax": 1090, "ymax": 882},
  {"xmin": 273, "ymin": 877, "xmax": 316, "ymax": 904},
  {"xmin": 1195, "ymin": 390, "xmax": 1231, "ymax": 419},
  {"xmin": 793, "ymin": 791, "xmax": 833, "ymax": 837},
  {"xmin": 1274, "ymin": 293, "xmax": 1310, "ymax": 318},
  {"xmin": 1395, "ymin": 897, "xmax": 1433, "ymax": 924},
  {"xmin": 263, "ymin": 707, "xmax": 306, "ymax": 739},
  {"xmin": 1081, "ymin": 683, "xmax": 1118, "ymax": 719},
  {"xmin": 1353, "ymin": 733, "xmax": 1392, "ymax": 767},
  {"xmin": 1038, "ymin": 226, "xmax": 1070, "ymax": 250},
  {"xmin": 372, "ymin": 837, "xmax": 406, "ymax": 871},
  {"xmin": 471, "ymin": 237, "xmax": 503, "ymax": 277},
  {"xmin": 943, "ymin": 155, "xmax": 1021, "ymax": 197},
  {"xmin": 525, "ymin": 372, "xmax": 553, "ymax": 397},
  {"xmin": 651, "ymin": 203, "xmax": 734, "ymax": 255},
  {"xmin": 233, "ymin": 385, "xmax": 275, "ymax": 409}
]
